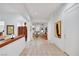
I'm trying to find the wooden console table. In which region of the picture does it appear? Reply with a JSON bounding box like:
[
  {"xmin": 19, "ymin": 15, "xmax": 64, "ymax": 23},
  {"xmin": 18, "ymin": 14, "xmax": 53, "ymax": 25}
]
[{"xmin": 0, "ymin": 35, "xmax": 24, "ymax": 48}]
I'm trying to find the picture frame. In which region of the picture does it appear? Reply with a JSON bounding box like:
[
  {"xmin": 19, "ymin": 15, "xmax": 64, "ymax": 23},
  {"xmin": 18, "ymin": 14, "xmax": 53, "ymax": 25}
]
[
  {"xmin": 55, "ymin": 21, "xmax": 61, "ymax": 38},
  {"xmin": 7, "ymin": 25, "xmax": 14, "ymax": 35}
]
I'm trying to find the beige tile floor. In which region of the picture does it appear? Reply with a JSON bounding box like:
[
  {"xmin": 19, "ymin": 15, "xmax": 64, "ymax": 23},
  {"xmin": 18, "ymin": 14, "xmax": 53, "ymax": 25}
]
[{"xmin": 20, "ymin": 37, "xmax": 65, "ymax": 56}]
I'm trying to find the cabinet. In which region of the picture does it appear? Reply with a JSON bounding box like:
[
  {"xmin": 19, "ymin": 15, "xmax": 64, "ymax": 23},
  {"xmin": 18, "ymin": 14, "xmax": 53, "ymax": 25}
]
[{"xmin": 18, "ymin": 26, "xmax": 27, "ymax": 38}]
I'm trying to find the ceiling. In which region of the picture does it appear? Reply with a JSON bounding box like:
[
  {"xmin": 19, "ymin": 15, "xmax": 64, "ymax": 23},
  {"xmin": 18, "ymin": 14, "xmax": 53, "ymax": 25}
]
[
  {"xmin": 24, "ymin": 3, "xmax": 63, "ymax": 23},
  {"xmin": 0, "ymin": 3, "xmax": 64, "ymax": 23}
]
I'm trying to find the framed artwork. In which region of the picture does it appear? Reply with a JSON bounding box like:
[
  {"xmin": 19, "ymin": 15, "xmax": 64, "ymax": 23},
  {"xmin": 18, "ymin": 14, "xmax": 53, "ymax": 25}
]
[
  {"xmin": 7, "ymin": 25, "xmax": 14, "ymax": 35},
  {"xmin": 55, "ymin": 21, "xmax": 61, "ymax": 38}
]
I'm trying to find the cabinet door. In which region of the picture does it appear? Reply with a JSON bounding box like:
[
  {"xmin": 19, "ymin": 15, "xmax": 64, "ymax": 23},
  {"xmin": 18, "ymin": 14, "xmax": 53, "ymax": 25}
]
[
  {"xmin": 24, "ymin": 27, "xmax": 27, "ymax": 37},
  {"xmin": 18, "ymin": 26, "xmax": 27, "ymax": 37},
  {"xmin": 18, "ymin": 27, "xmax": 21, "ymax": 36}
]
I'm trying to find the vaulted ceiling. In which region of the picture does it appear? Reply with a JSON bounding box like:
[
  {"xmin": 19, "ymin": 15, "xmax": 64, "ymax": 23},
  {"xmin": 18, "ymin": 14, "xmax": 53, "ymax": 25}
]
[
  {"xmin": 0, "ymin": 3, "xmax": 65, "ymax": 23},
  {"xmin": 24, "ymin": 3, "xmax": 63, "ymax": 23}
]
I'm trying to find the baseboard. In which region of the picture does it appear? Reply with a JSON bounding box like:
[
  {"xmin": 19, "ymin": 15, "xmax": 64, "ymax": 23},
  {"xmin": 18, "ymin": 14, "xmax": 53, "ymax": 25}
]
[
  {"xmin": 64, "ymin": 52, "xmax": 70, "ymax": 56},
  {"xmin": 46, "ymin": 40, "xmax": 70, "ymax": 56}
]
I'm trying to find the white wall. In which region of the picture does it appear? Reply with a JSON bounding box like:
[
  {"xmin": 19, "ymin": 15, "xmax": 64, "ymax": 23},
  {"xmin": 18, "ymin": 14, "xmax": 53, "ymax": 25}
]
[
  {"xmin": 48, "ymin": 15, "xmax": 65, "ymax": 52},
  {"xmin": 61, "ymin": 4, "xmax": 79, "ymax": 56},
  {"xmin": 0, "ymin": 37, "xmax": 26, "ymax": 56},
  {"xmin": 48, "ymin": 3, "xmax": 79, "ymax": 56}
]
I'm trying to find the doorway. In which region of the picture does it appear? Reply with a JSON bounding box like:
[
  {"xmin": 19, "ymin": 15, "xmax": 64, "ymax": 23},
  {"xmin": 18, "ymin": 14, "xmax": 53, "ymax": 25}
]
[{"xmin": 32, "ymin": 23, "xmax": 48, "ymax": 40}]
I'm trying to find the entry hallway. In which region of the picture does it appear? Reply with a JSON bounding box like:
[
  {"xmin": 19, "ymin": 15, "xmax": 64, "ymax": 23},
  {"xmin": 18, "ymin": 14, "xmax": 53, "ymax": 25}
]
[
  {"xmin": 1, "ymin": 3, "xmax": 79, "ymax": 56},
  {"xmin": 20, "ymin": 37, "xmax": 65, "ymax": 56}
]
